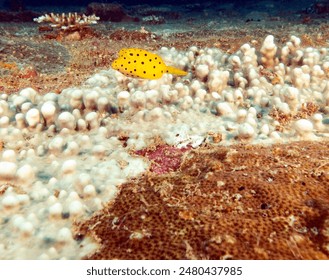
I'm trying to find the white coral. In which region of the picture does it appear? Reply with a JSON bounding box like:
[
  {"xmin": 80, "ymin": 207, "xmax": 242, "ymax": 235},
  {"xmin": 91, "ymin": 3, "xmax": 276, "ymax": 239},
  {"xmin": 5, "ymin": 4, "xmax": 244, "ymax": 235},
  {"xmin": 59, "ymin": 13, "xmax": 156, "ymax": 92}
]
[{"xmin": 33, "ymin": 12, "xmax": 100, "ymax": 30}]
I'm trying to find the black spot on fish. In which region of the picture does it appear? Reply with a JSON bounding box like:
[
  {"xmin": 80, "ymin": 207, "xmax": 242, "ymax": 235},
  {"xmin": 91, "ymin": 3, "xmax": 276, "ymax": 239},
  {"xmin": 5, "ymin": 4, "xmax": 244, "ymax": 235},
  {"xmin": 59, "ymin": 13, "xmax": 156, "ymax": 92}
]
[
  {"xmin": 145, "ymin": 54, "xmax": 147, "ymax": 56},
  {"xmin": 134, "ymin": 60, "xmax": 136, "ymax": 63},
  {"xmin": 137, "ymin": 54, "xmax": 139, "ymax": 56},
  {"xmin": 149, "ymin": 59, "xmax": 152, "ymax": 62},
  {"xmin": 159, "ymin": 62, "xmax": 161, "ymax": 64},
  {"xmin": 153, "ymin": 74, "xmax": 156, "ymax": 77},
  {"xmin": 153, "ymin": 66, "xmax": 156, "ymax": 68},
  {"xmin": 124, "ymin": 57, "xmax": 126, "ymax": 59},
  {"xmin": 121, "ymin": 64, "xmax": 123, "ymax": 67},
  {"xmin": 143, "ymin": 71, "xmax": 146, "ymax": 74},
  {"xmin": 155, "ymin": 57, "xmax": 158, "ymax": 60},
  {"xmin": 128, "ymin": 61, "xmax": 130, "ymax": 64},
  {"xmin": 141, "ymin": 62, "xmax": 144, "ymax": 64},
  {"xmin": 166, "ymin": 70, "xmax": 168, "ymax": 73},
  {"xmin": 130, "ymin": 53, "xmax": 133, "ymax": 56},
  {"xmin": 125, "ymin": 68, "xmax": 127, "ymax": 70},
  {"xmin": 134, "ymin": 69, "xmax": 136, "ymax": 71},
  {"xmin": 130, "ymin": 71, "xmax": 132, "ymax": 73}
]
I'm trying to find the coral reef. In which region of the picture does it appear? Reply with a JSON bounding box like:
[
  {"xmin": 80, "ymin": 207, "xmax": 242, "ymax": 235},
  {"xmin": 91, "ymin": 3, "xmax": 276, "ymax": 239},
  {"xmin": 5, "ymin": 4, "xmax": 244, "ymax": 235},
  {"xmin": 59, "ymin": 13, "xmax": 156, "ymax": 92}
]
[
  {"xmin": 1, "ymin": 3, "xmax": 329, "ymax": 259},
  {"xmin": 2, "ymin": 17, "xmax": 329, "ymax": 94},
  {"xmin": 0, "ymin": 34, "xmax": 328, "ymax": 260}
]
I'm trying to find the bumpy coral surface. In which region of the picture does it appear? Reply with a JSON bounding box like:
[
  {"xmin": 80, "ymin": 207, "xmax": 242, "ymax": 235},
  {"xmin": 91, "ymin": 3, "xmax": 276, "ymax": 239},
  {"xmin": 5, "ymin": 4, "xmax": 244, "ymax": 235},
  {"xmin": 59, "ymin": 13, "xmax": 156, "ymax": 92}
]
[{"xmin": 75, "ymin": 141, "xmax": 329, "ymax": 260}]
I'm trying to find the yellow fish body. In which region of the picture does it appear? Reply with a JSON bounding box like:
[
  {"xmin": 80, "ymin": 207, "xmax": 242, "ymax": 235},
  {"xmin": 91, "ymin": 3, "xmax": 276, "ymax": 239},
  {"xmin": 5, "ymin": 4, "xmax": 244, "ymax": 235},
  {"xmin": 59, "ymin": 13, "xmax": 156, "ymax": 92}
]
[{"xmin": 112, "ymin": 48, "xmax": 187, "ymax": 79}]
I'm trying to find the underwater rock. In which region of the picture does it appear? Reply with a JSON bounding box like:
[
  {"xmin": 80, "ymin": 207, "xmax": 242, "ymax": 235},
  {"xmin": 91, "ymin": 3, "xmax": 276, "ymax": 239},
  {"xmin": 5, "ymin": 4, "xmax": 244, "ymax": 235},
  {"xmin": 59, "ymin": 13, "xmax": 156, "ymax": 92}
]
[{"xmin": 86, "ymin": 2, "xmax": 137, "ymax": 22}]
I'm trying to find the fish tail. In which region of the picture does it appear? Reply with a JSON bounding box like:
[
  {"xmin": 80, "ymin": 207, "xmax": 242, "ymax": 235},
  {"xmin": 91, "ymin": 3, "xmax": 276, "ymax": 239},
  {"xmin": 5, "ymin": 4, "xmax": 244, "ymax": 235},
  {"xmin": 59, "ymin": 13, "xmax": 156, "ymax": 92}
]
[{"xmin": 165, "ymin": 66, "xmax": 187, "ymax": 76}]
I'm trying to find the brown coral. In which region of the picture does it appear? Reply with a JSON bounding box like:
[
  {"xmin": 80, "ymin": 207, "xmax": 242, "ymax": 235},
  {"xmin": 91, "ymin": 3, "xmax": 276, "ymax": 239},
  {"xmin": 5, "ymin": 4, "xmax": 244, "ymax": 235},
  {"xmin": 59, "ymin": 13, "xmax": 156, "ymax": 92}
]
[{"xmin": 74, "ymin": 141, "xmax": 329, "ymax": 260}]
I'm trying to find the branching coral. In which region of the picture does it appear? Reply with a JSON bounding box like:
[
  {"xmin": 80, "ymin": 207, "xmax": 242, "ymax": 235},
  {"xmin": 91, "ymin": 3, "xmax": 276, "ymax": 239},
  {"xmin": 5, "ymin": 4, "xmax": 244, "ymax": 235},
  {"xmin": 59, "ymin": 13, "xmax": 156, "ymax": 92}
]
[
  {"xmin": 33, "ymin": 12, "xmax": 100, "ymax": 40},
  {"xmin": 33, "ymin": 12, "xmax": 100, "ymax": 31}
]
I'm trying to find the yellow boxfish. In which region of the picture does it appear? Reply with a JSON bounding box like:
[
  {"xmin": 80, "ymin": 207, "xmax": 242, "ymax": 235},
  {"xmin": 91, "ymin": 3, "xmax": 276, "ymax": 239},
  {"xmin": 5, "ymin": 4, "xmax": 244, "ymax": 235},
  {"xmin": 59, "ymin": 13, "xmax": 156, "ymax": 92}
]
[{"xmin": 111, "ymin": 48, "xmax": 187, "ymax": 79}]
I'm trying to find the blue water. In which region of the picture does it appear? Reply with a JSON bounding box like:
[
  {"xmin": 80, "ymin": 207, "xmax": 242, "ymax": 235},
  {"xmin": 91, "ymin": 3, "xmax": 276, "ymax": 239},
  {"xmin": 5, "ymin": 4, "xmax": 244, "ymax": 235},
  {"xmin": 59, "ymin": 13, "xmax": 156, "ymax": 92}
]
[
  {"xmin": 0, "ymin": 0, "xmax": 326, "ymax": 25},
  {"xmin": 0, "ymin": 0, "xmax": 319, "ymax": 12}
]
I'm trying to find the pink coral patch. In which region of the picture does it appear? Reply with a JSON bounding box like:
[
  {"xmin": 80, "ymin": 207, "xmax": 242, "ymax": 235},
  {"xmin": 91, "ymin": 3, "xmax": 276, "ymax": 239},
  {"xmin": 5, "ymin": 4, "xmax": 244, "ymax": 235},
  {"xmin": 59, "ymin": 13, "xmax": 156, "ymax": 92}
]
[{"xmin": 136, "ymin": 145, "xmax": 190, "ymax": 174}]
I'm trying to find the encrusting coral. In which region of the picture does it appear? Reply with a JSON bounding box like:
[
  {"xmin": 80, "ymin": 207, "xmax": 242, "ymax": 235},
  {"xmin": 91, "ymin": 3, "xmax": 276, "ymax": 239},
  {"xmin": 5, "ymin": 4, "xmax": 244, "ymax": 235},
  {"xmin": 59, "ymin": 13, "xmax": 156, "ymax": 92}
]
[{"xmin": 74, "ymin": 141, "xmax": 329, "ymax": 260}]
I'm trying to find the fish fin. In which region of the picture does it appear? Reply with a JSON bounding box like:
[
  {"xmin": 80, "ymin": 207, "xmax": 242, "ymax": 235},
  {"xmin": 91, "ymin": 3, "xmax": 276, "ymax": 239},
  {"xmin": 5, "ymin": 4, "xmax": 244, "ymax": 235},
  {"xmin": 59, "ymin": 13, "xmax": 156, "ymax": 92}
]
[{"xmin": 165, "ymin": 66, "xmax": 187, "ymax": 76}]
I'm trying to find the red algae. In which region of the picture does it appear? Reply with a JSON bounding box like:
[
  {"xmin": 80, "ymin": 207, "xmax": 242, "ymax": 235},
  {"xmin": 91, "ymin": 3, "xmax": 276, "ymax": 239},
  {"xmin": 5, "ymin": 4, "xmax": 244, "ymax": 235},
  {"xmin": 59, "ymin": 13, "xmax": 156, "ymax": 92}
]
[{"xmin": 136, "ymin": 145, "xmax": 191, "ymax": 174}]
